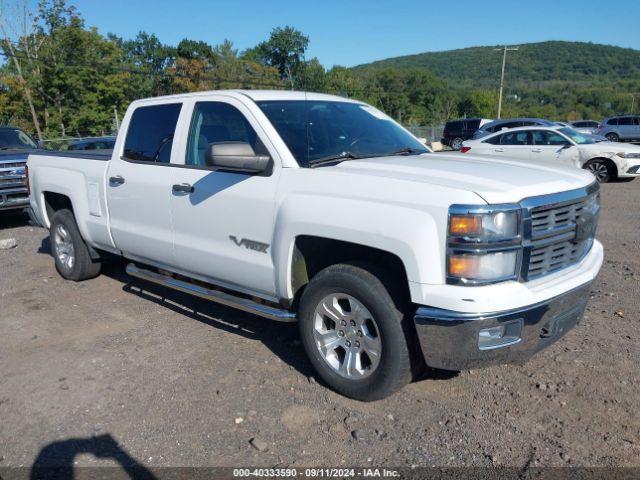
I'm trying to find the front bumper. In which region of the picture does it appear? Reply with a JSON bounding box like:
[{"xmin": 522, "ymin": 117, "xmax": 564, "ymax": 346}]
[
  {"xmin": 0, "ymin": 188, "xmax": 29, "ymax": 212},
  {"xmin": 413, "ymin": 281, "xmax": 592, "ymax": 371}
]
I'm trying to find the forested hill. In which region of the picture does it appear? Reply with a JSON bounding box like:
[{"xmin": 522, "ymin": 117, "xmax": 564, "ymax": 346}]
[{"xmin": 353, "ymin": 41, "xmax": 640, "ymax": 89}]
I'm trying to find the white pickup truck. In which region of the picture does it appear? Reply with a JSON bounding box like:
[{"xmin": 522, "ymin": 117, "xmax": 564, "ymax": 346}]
[{"xmin": 27, "ymin": 90, "xmax": 603, "ymax": 401}]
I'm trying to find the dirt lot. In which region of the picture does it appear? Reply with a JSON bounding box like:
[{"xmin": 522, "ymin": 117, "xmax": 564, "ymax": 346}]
[{"xmin": 0, "ymin": 181, "xmax": 639, "ymax": 473}]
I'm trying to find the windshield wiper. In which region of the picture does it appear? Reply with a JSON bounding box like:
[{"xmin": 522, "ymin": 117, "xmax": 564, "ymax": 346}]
[
  {"xmin": 308, "ymin": 151, "xmax": 365, "ymax": 168},
  {"xmin": 387, "ymin": 146, "xmax": 426, "ymax": 156}
]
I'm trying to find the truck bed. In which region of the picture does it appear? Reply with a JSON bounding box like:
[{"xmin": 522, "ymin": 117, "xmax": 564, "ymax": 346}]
[
  {"xmin": 29, "ymin": 150, "xmax": 112, "ymax": 161},
  {"xmin": 27, "ymin": 150, "xmax": 116, "ymax": 253}
]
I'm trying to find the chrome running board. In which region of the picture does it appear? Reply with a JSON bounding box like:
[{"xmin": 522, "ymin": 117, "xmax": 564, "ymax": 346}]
[{"xmin": 125, "ymin": 263, "xmax": 297, "ymax": 323}]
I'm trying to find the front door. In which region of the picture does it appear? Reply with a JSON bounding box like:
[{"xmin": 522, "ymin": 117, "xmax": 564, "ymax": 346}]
[
  {"xmin": 530, "ymin": 130, "xmax": 578, "ymax": 167},
  {"xmin": 106, "ymin": 102, "xmax": 182, "ymax": 265},
  {"xmin": 169, "ymin": 98, "xmax": 280, "ymax": 299}
]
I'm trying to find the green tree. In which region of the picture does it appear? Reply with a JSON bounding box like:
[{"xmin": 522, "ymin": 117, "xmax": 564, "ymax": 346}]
[{"xmin": 250, "ymin": 26, "xmax": 309, "ymax": 88}]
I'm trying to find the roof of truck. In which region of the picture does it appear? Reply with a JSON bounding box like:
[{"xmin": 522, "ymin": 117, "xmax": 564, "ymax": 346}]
[{"xmin": 129, "ymin": 90, "xmax": 362, "ymax": 106}]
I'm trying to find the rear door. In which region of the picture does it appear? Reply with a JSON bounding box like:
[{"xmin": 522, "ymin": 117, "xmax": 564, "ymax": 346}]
[
  {"xmin": 106, "ymin": 103, "xmax": 181, "ymax": 265},
  {"xmin": 633, "ymin": 116, "xmax": 640, "ymax": 140},
  {"xmin": 491, "ymin": 130, "xmax": 533, "ymax": 161},
  {"xmin": 617, "ymin": 116, "xmax": 634, "ymax": 140}
]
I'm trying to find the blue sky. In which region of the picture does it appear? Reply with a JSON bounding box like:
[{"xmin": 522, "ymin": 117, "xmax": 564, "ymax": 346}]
[{"xmin": 76, "ymin": 0, "xmax": 640, "ymax": 67}]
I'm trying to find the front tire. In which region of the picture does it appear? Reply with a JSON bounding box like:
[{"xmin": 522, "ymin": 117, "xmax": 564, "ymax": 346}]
[
  {"xmin": 584, "ymin": 159, "xmax": 614, "ymax": 183},
  {"xmin": 298, "ymin": 263, "xmax": 413, "ymax": 401},
  {"xmin": 50, "ymin": 209, "xmax": 101, "ymax": 281},
  {"xmin": 605, "ymin": 133, "xmax": 619, "ymax": 142}
]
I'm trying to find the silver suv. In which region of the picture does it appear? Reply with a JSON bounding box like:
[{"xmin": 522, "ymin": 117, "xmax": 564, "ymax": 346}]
[{"xmin": 596, "ymin": 115, "xmax": 640, "ymax": 142}]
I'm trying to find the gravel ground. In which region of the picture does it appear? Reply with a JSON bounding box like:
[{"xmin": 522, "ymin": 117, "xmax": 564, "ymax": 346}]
[{"xmin": 0, "ymin": 181, "xmax": 639, "ymax": 473}]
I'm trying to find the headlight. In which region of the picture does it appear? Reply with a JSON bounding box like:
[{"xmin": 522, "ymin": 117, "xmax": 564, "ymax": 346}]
[
  {"xmin": 616, "ymin": 152, "xmax": 640, "ymax": 159},
  {"xmin": 447, "ymin": 205, "xmax": 522, "ymax": 285},
  {"xmin": 448, "ymin": 251, "xmax": 518, "ymax": 281}
]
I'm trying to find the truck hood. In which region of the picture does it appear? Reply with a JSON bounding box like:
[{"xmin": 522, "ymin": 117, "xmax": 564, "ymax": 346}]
[{"xmin": 336, "ymin": 153, "xmax": 595, "ymax": 204}]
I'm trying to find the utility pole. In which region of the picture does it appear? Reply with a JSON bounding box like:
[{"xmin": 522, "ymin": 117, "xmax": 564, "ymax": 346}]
[
  {"xmin": 494, "ymin": 45, "xmax": 519, "ymax": 119},
  {"xmin": 113, "ymin": 106, "xmax": 120, "ymax": 133}
]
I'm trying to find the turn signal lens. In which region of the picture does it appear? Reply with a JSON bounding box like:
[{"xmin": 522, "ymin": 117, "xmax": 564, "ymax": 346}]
[
  {"xmin": 449, "ymin": 215, "xmax": 482, "ymax": 236},
  {"xmin": 448, "ymin": 251, "xmax": 517, "ymax": 281},
  {"xmin": 448, "ymin": 256, "xmax": 476, "ymax": 277}
]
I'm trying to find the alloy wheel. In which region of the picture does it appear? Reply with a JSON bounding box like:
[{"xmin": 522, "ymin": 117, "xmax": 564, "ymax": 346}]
[
  {"xmin": 587, "ymin": 162, "xmax": 609, "ymax": 182},
  {"xmin": 312, "ymin": 293, "xmax": 381, "ymax": 379},
  {"xmin": 54, "ymin": 224, "xmax": 75, "ymax": 270}
]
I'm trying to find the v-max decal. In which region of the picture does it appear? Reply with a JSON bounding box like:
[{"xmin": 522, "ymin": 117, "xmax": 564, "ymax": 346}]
[{"xmin": 229, "ymin": 236, "xmax": 269, "ymax": 253}]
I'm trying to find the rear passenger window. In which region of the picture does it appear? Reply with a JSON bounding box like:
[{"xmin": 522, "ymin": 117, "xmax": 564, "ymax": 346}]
[
  {"xmin": 618, "ymin": 117, "xmax": 633, "ymax": 126},
  {"xmin": 484, "ymin": 135, "xmax": 502, "ymax": 145},
  {"xmin": 124, "ymin": 103, "xmax": 182, "ymax": 163},
  {"xmin": 466, "ymin": 119, "xmax": 481, "ymax": 130},
  {"xmin": 501, "ymin": 131, "xmax": 531, "ymax": 145}
]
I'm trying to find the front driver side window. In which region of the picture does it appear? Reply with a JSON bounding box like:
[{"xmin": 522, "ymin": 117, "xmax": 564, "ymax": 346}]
[
  {"xmin": 187, "ymin": 102, "xmax": 260, "ymax": 167},
  {"xmin": 533, "ymin": 130, "xmax": 570, "ymax": 146}
]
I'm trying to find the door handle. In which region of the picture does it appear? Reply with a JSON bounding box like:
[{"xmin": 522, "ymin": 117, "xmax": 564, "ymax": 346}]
[
  {"xmin": 494, "ymin": 148, "xmax": 504, "ymax": 153},
  {"xmin": 109, "ymin": 175, "xmax": 125, "ymax": 185},
  {"xmin": 172, "ymin": 183, "xmax": 194, "ymax": 194},
  {"xmin": 531, "ymin": 148, "xmax": 542, "ymax": 153}
]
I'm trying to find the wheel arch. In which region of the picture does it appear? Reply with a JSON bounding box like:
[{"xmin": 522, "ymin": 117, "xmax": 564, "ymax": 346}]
[{"xmin": 285, "ymin": 235, "xmax": 411, "ymax": 310}]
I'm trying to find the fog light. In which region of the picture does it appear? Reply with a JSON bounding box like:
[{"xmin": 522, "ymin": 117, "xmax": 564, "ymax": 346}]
[{"xmin": 478, "ymin": 319, "xmax": 523, "ymax": 350}]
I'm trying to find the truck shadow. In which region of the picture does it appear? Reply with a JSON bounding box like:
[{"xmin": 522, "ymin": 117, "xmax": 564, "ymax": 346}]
[
  {"xmin": 100, "ymin": 259, "xmax": 317, "ymax": 380},
  {"xmin": 36, "ymin": 240, "xmax": 456, "ymax": 386},
  {"xmin": 30, "ymin": 433, "xmax": 156, "ymax": 480},
  {"xmin": 0, "ymin": 210, "xmax": 30, "ymax": 230}
]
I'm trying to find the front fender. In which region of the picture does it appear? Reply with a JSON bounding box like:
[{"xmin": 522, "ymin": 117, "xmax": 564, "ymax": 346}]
[{"xmin": 272, "ymin": 192, "xmax": 444, "ymax": 301}]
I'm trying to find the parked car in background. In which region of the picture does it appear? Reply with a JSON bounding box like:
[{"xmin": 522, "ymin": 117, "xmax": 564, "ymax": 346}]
[
  {"xmin": 555, "ymin": 121, "xmax": 570, "ymax": 127},
  {"xmin": 68, "ymin": 136, "xmax": 116, "ymax": 151},
  {"xmin": 0, "ymin": 126, "xmax": 39, "ymax": 214},
  {"xmin": 27, "ymin": 90, "xmax": 603, "ymax": 400},
  {"xmin": 442, "ymin": 118, "xmax": 492, "ymax": 150},
  {"xmin": 460, "ymin": 126, "xmax": 640, "ymax": 183},
  {"xmin": 596, "ymin": 115, "xmax": 640, "ymax": 143},
  {"xmin": 472, "ymin": 118, "xmax": 557, "ymax": 139},
  {"xmin": 570, "ymin": 120, "xmax": 600, "ymax": 135}
]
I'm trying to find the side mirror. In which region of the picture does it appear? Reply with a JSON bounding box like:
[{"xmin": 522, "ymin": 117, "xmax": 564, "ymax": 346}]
[
  {"xmin": 561, "ymin": 143, "xmax": 572, "ymax": 149},
  {"xmin": 205, "ymin": 142, "xmax": 270, "ymax": 174}
]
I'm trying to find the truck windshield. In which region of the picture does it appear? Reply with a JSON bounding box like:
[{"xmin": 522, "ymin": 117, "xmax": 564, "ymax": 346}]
[
  {"xmin": 256, "ymin": 100, "xmax": 428, "ymax": 167},
  {"xmin": 0, "ymin": 129, "xmax": 37, "ymax": 150}
]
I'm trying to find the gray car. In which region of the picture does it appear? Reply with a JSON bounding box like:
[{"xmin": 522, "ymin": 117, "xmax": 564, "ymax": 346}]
[
  {"xmin": 472, "ymin": 118, "xmax": 557, "ymax": 139},
  {"xmin": 595, "ymin": 115, "xmax": 640, "ymax": 142},
  {"xmin": 569, "ymin": 120, "xmax": 600, "ymax": 135}
]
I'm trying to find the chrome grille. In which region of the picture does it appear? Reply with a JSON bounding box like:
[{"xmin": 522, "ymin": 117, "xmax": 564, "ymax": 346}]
[
  {"xmin": 0, "ymin": 160, "xmax": 28, "ymax": 208},
  {"xmin": 522, "ymin": 184, "xmax": 599, "ymax": 280}
]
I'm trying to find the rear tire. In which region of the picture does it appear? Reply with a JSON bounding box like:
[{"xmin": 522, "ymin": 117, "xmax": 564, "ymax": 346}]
[
  {"xmin": 584, "ymin": 159, "xmax": 614, "ymax": 183},
  {"xmin": 605, "ymin": 133, "xmax": 619, "ymax": 142},
  {"xmin": 450, "ymin": 137, "xmax": 464, "ymax": 150},
  {"xmin": 50, "ymin": 209, "xmax": 101, "ymax": 281},
  {"xmin": 298, "ymin": 263, "xmax": 414, "ymax": 401}
]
